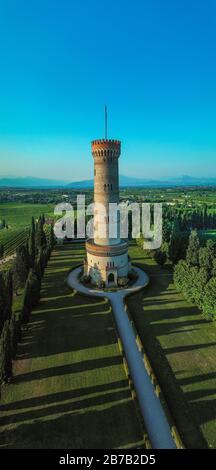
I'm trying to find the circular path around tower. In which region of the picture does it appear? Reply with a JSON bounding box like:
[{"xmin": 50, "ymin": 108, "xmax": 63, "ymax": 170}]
[{"xmin": 67, "ymin": 266, "xmax": 176, "ymax": 449}]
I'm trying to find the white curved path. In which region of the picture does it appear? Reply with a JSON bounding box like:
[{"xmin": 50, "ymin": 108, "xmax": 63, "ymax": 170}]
[{"xmin": 67, "ymin": 266, "xmax": 176, "ymax": 449}]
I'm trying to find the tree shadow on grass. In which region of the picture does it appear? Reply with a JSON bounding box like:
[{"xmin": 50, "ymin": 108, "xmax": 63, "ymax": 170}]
[
  {"xmin": 190, "ymin": 398, "xmax": 216, "ymax": 425},
  {"xmin": 179, "ymin": 372, "xmax": 216, "ymax": 386},
  {"xmin": 185, "ymin": 389, "xmax": 216, "ymax": 403},
  {"xmin": 0, "ymin": 379, "xmax": 129, "ymax": 413},
  {"xmin": 16, "ymin": 255, "xmax": 114, "ymax": 359},
  {"xmin": 127, "ymin": 259, "xmax": 210, "ymax": 448},
  {"xmin": 0, "ymin": 243, "xmax": 144, "ymax": 449},
  {"xmin": 164, "ymin": 343, "xmax": 216, "ymax": 355},
  {"xmin": 0, "ymin": 386, "xmax": 132, "ymax": 428},
  {"xmin": 17, "ymin": 300, "xmax": 117, "ymax": 359},
  {"xmin": 0, "ymin": 400, "xmax": 142, "ymax": 449},
  {"xmin": 12, "ymin": 355, "xmax": 123, "ymax": 384}
]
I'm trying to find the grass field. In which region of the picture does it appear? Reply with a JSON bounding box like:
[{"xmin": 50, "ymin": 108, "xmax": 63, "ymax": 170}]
[
  {"xmin": 199, "ymin": 229, "xmax": 216, "ymax": 241},
  {"xmin": 0, "ymin": 243, "xmax": 144, "ymax": 449},
  {"xmin": 0, "ymin": 203, "xmax": 54, "ymax": 228},
  {"xmin": 127, "ymin": 242, "xmax": 216, "ymax": 449}
]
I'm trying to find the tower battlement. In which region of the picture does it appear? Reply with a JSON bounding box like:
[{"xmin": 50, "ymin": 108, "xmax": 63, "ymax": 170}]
[
  {"xmin": 92, "ymin": 139, "xmax": 121, "ymax": 149},
  {"xmin": 91, "ymin": 139, "xmax": 121, "ymax": 158},
  {"xmin": 91, "ymin": 139, "xmax": 120, "ymax": 145}
]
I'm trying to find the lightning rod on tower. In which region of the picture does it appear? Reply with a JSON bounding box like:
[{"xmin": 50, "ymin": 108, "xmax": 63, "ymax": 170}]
[{"xmin": 105, "ymin": 105, "xmax": 107, "ymax": 139}]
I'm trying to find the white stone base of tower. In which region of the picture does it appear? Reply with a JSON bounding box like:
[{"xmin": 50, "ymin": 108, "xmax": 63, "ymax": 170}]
[{"xmin": 85, "ymin": 239, "xmax": 129, "ymax": 287}]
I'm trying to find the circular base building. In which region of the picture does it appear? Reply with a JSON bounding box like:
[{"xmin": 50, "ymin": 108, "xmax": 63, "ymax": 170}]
[
  {"xmin": 84, "ymin": 139, "xmax": 129, "ymax": 287},
  {"xmin": 85, "ymin": 239, "xmax": 129, "ymax": 286}
]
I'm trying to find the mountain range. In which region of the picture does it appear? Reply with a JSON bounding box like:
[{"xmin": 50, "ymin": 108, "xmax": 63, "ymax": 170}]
[{"xmin": 0, "ymin": 175, "xmax": 216, "ymax": 188}]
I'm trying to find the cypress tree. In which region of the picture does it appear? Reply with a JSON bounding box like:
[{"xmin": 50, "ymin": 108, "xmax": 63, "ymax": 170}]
[
  {"xmin": 50, "ymin": 224, "xmax": 56, "ymax": 248},
  {"xmin": 199, "ymin": 246, "xmax": 213, "ymax": 271},
  {"xmin": 0, "ymin": 273, "xmax": 6, "ymax": 331},
  {"xmin": 162, "ymin": 218, "xmax": 172, "ymax": 243},
  {"xmin": 28, "ymin": 217, "xmax": 36, "ymax": 268},
  {"xmin": 0, "ymin": 320, "xmax": 12, "ymax": 383},
  {"xmin": 4, "ymin": 270, "xmax": 13, "ymax": 321},
  {"xmin": 212, "ymin": 258, "xmax": 216, "ymax": 277},
  {"xmin": 0, "ymin": 271, "xmax": 13, "ymax": 332},
  {"xmin": 13, "ymin": 245, "xmax": 29, "ymax": 288},
  {"xmin": 154, "ymin": 249, "xmax": 167, "ymax": 267},
  {"xmin": 206, "ymin": 239, "xmax": 216, "ymax": 257},
  {"xmin": 168, "ymin": 219, "xmax": 187, "ymax": 264},
  {"xmin": 9, "ymin": 312, "xmax": 17, "ymax": 359},
  {"xmin": 202, "ymin": 277, "xmax": 216, "ymax": 320},
  {"xmin": 36, "ymin": 217, "xmax": 47, "ymax": 251},
  {"xmin": 21, "ymin": 279, "xmax": 32, "ymax": 323},
  {"xmin": 192, "ymin": 267, "xmax": 209, "ymax": 308},
  {"xmin": 186, "ymin": 230, "xmax": 200, "ymax": 266},
  {"xmin": 0, "ymin": 244, "xmax": 4, "ymax": 259}
]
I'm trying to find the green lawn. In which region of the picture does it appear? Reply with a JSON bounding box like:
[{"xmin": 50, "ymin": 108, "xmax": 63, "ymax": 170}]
[
  {"xmin": 128, "ymin": 241, "xmax": 216, "ymax": 449},
  {"xmin": 0, "ymin": 244, "xmax": 144, "ymax": 449},
  {"xmin": 199, "ymin": 229, "xmax": 216, "ymax": 241}
]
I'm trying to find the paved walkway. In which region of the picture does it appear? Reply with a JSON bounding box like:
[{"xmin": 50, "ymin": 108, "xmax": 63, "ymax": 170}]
[{"xmin": 67, "ymin": 266, "xmax": 176, "ymax": 449}]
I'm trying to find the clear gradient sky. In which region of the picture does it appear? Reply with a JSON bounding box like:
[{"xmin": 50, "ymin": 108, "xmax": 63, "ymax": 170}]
[{"xmin": 0, "ymin": 0, "xmax": 216, "ymax": 181}]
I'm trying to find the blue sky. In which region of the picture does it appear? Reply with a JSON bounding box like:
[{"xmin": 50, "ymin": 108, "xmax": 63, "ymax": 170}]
[{"xmin": 0, "ymin": 0, "xmax": 216, "ymax": 181}]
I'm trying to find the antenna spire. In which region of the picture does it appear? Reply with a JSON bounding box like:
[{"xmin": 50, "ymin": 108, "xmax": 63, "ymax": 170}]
[{"xmin": 105, "ymin": 105, "xmax": 107, "ymax": 139}]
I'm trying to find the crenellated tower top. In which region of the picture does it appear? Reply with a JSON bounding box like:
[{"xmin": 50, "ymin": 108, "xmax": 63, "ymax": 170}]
[{"xmin": 91, "ymin": 139, "xmax": 121, "ymax": 158}]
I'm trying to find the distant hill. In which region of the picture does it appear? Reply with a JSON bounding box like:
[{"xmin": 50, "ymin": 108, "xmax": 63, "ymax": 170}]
[
  {"xmin": 0, "ymin": 175, "xmax": 216, "ymax": 188},
  {"xmin": 67, "ymin": 175, "xmax": 216, "ymax": 188},
  {"xmin": 66, "ymin": 179, "xmax": 94, "ymax": 188},
  {"xmin": 0, "ymin": 177, "xmax": 67, "ymax": 188},
  {"xmin": 159, "ymin": 175, "xmax": 216, "ymax": 186}
]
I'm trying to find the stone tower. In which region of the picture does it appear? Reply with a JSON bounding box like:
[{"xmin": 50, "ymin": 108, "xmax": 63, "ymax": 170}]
[{"xmin": 85, "ymin": 139, "xmax": 129, "ymax": 286}]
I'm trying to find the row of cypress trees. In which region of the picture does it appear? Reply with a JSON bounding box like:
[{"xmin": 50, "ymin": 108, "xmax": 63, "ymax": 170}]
[
  {"xmin": 174, "ymin": 231, "xmax": 216, "ymax": 320},
  {"xmin": 0, "ymin": 216, "xmax": 55, "ymax": 385},
  {"xmin": 136, "ymin": 219, "xmax": 216, "ymax": 320},
  {"xmin": 164, "ymin": 204, "xmax": 216, "ymax": 231}
]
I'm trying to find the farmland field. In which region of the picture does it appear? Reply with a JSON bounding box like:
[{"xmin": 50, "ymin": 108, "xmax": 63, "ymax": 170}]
[
  {"xmin": 0, "ymin": 202, "xmax": 55, "ymax": 258},
  {"xmin": 128, "ymin": 241, "xmax": 216, "ymax": 449},
  {"xmin": 0, "ymin": 243, "xmax": 144, "ymax": 449},
  {"xmin": 0, "ymin": 203, "xmax": 54, "ymax": 228},
  {"xmin": 0, "ymin": 227, "xmax": 29, "ymax": 256}
]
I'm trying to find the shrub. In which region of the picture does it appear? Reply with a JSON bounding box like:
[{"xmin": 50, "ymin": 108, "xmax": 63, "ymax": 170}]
[
  {"xmin": 96, "ymin": 280, "xmax": 105, "ymax": 289},
  {"xmin": 128, "ymin": 269, "xmax": 138, "ymax": 281},
  {"xmin": 153, "ymin": 250, "xmax": 167, "ymax": 267},
  {"xmin": 118, "ymin": 276, "xmax": 128, "ymax": 287}
]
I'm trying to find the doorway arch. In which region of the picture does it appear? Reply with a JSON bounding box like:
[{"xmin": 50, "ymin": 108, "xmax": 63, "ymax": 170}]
[{"xmin": 108, "ymin": 272, "xmax": 115, "ymax": 284}]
